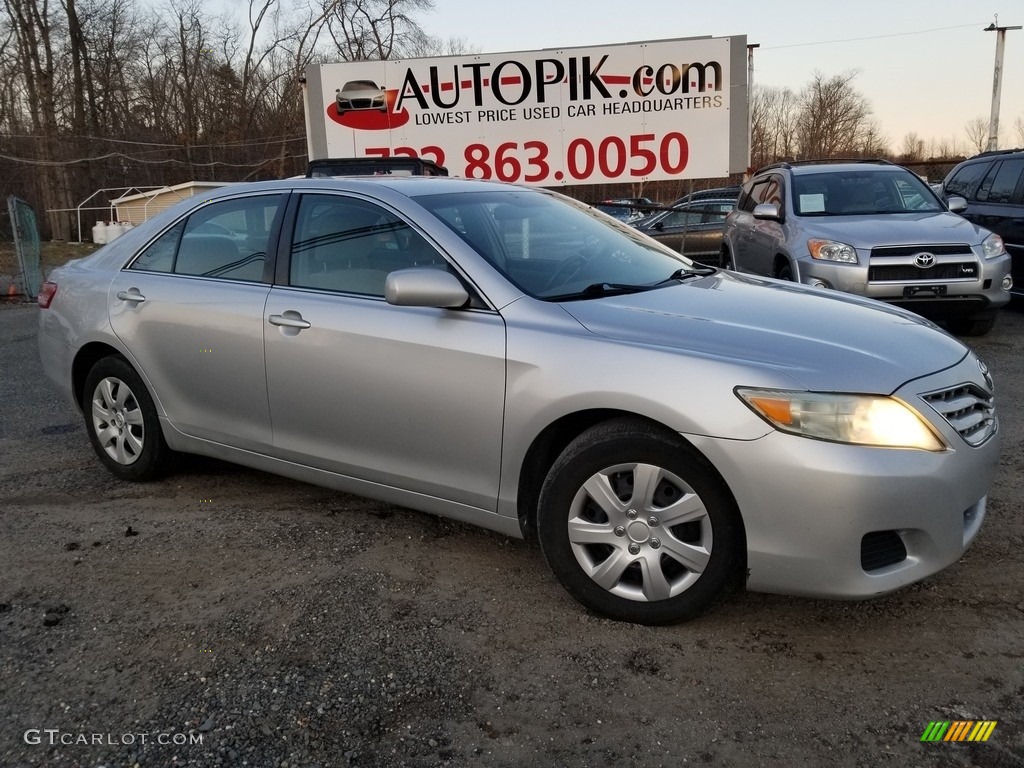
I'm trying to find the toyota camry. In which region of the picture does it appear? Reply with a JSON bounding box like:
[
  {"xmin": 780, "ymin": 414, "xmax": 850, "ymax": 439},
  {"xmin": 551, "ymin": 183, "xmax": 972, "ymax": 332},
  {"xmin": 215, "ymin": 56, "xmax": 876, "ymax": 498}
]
[{"xmin": 38, "ymin": 176, "xmax": 999, "ymax": 624}]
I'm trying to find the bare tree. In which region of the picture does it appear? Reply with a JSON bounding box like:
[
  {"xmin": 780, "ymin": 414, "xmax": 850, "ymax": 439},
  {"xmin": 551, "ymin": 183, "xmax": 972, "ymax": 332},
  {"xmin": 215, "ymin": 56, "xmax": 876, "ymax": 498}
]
[
  {"xmin": 964, "ymin": 117, "xmax": 989, "ymax": 154},
  {"xmin": 2, "ymin": 0, "xmax": 75, "ymax": 239},
  {"xmin": 749, "ymin": 84, "xmax": 799, "ymax": 167},
  {"xmin": 899, "ymin": 132, "xmax": 926, "ymax": 163},
  {"xmin": 1015, "ymin": 116, "xmax": 1024, "ymax": 146},
  {"xmin": 794, "ymin": 71, "xmax": 878, "ymax": 159}
]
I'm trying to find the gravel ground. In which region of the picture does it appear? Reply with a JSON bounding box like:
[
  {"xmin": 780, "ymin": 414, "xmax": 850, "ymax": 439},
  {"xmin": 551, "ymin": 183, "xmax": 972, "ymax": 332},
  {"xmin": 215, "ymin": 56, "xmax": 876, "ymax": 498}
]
[{"xmin": 1, "ymin": 300, "xmax": 1023, "ymax": 768}]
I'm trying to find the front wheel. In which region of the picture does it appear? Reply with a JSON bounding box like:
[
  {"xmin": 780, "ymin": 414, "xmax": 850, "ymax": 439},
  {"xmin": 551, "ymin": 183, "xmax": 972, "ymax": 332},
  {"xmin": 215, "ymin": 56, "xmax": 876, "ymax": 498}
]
[
  {"xmin": 83, "ymin": 355, "xmax": 176, "ymax": 481},
  {"xmin": 536, "ymin": 418, "xmax": 745, "ymax": 624},
  {"xmin": 945, "ymin": 311, "xmax": 998, "ymax": 337}
]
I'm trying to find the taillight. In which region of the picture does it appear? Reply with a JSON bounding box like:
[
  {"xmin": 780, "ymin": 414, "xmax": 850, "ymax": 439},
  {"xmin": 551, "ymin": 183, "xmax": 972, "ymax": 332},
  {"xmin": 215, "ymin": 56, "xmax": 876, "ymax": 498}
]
[{"xmin": 38, "ymin": 281, "xmax": 58, "ymax": 309}]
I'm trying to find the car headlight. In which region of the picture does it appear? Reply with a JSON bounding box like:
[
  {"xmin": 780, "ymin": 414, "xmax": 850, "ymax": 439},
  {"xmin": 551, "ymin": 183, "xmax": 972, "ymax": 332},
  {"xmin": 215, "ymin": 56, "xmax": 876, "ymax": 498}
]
[
  {"xmin": 736, "ymin": 388, "xmax": 946, "ymax": 451},
  {"xmin": 807, "ymin": 238, "xmax": 858, "ymax": 263},
  {"xmin": 982, "ymin": 232, "xmax": 1005, "ymax": 259}
]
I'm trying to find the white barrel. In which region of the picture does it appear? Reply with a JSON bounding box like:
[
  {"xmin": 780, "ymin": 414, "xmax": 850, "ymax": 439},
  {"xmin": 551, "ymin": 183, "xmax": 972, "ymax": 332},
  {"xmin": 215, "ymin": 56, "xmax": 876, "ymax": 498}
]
[
  {"xmin": 92, "ymin": 221, "xmax": 108, "ymax": 245},
  {"xmin": 106, "ymin": 222, "xmax": 125, "ymax": 241}
]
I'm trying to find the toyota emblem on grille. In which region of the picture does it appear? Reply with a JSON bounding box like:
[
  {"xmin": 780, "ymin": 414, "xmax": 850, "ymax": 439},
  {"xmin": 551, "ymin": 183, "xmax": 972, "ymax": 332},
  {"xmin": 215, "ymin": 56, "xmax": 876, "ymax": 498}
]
[
  {"xmin": 914, "ymin": 252, "xmax": 936, "ymax": 268},
  {"xmin": 979, "ymin": 359, "xmax": 994, "ymax": 391}
]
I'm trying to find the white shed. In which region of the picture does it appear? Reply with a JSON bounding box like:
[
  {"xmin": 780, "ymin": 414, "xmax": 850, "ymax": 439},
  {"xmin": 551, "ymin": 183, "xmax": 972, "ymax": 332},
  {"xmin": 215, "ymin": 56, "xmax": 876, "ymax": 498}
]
[{"xmin": 112, "ymin": 181, "xmax": 234, "ymax": 225}]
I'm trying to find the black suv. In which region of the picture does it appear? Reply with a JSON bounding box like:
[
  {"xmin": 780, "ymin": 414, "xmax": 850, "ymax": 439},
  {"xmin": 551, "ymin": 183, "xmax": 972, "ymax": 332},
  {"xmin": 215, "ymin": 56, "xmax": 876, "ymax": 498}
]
[{"xmin": 941, "ymin": 149, "xmax": 1024, "ymax": 300}]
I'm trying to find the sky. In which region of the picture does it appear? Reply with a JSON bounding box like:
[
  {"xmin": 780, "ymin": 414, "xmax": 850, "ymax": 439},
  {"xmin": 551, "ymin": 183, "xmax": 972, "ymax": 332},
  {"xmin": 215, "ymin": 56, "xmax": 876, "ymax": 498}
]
[{"xmin": 415, "ymin": 0, "xmax": 1024, "ymax": 152}]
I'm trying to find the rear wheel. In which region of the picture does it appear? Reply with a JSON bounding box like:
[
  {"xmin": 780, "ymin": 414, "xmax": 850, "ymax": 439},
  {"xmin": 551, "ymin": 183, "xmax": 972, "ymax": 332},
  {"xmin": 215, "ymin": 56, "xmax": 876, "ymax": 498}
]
[
  {"xmin": 536, "ymin": 418, "xmax": 745, "ymax": 624},
  {"xmin": 83, "ymin": 356, "xmax": 176, "ymax": 481}
]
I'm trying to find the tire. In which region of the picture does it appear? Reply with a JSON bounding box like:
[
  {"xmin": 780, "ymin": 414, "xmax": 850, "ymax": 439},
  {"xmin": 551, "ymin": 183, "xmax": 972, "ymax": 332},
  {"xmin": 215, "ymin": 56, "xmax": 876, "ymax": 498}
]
[
  {"xmin": 536, "ymin": 418, "xmax": 745, "ymax": 624},
  {"xmin": 82, "ymin": 355, "xmax": 176, "ymax": 481},
  {"xmin": 775, "ymin": 259, "xmax": 794, "ymax": 281},
  {"xmin": 945, "ymin": 311, "xmax": 997, "ymax": 337},
  {"xmin": 720, "ymin": 246, "xmax": 733, "ymax": 270}
]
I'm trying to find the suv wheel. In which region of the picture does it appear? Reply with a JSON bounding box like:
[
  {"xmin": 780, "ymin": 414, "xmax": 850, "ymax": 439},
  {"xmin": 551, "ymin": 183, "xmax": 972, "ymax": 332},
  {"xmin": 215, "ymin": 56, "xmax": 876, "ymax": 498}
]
[{"xmin": 945, "ymin": 311, "xmax": 998, "ymax": 337}]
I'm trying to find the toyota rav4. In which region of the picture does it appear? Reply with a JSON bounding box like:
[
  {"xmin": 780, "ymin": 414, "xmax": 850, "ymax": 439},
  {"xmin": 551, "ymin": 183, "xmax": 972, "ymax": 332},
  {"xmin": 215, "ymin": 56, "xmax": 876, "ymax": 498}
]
[{"xmin": 722, "ymin": 160, "xmax": 1012, "ymax": 335}]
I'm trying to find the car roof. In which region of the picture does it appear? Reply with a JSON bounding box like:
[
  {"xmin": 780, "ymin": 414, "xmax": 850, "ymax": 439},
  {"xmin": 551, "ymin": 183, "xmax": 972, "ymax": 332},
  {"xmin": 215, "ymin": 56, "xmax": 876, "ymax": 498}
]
[{"xmin": 199, "ymin": 175, "xmax": 529, "ymax": 200}]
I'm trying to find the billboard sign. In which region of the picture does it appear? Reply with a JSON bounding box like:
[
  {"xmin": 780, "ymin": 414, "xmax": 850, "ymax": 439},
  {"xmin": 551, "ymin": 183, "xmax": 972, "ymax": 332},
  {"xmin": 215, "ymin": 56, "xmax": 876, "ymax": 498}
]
[{"xmin": 303, "ymin": 35, "xmax": 748, "ymax": 185}]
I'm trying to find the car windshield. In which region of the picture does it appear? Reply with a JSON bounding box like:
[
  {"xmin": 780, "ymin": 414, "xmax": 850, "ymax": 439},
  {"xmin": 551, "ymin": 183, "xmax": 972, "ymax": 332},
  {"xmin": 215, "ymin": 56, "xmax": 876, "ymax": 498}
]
[
  {"xmin": 793, "ymin": 169, "xmax": 945, "ymax": 216},
  {"xmin": 414, "ymin": 190, "xmax": 696, "ymax": 300}
]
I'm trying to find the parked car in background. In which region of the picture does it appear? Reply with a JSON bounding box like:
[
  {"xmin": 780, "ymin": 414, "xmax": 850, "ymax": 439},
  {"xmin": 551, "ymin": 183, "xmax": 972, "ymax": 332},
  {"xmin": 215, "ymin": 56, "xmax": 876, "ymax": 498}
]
[
  {"xmin": 633, "ymin": 198, "xmax": 734, "ymax": 266},
  {"xmin": 38, "ymin": 176, "xmax": 999, "ymax": 624},
  {"xmin": 594, "ymin": 197, "xmax": 655, "ymax": 223},
  {"xmin": 630, "ymin": 186, "xmax": 740, "ymax": 229},
  {"xmin": 722, "ymin": 160, "xmax": 1012, "ymax": 335},
  {"xmin": 939, "ymin": 149, "xmax": 1024, "ymax": 301},
  {"xmin": 668, "ymin": 185, "xmax": 742, "ymax": 207}
]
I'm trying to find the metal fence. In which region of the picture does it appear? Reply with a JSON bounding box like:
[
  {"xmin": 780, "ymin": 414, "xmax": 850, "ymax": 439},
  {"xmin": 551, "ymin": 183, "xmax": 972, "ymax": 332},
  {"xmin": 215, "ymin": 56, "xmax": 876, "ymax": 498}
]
[{"xmin": 1, "ymin": 196, "xmax": 42, "ymax": 300}]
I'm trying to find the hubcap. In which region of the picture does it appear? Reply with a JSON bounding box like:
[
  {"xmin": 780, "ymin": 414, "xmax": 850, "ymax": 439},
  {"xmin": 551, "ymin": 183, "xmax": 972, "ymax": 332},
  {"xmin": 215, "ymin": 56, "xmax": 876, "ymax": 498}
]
[
  {"xmin": 91, "ymin": 377, "xmax": 144, "ymax": 466},
  {"xmin": 566, "ymin": 462, "xmax": 713, "ymax": 602}
]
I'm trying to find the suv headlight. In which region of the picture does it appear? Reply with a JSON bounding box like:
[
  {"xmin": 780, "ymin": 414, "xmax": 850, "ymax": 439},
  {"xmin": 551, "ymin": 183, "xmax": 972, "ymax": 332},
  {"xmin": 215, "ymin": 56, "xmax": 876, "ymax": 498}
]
[
  {"xmin": 736, "ymin": 388, "xmax": 946, "ymax": 451},
  {"xmin": 807, "ymin": 238, "xmax": 858, "ymax": 263},
  {"xmin": 982, "ymin": 232, "xmax": 1005, "ymax": 259}
]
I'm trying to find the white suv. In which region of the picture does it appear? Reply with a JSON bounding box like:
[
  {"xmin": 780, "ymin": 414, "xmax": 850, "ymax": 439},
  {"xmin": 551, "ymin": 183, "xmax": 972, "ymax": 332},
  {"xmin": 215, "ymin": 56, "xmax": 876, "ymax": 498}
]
[{"xmin": 722, "ymin": 160, "xmax": 1013, "ymax": 335}]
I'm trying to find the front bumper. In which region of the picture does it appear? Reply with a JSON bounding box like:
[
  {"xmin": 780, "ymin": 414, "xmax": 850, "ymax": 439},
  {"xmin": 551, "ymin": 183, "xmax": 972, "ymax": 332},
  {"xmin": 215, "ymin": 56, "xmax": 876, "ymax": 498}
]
[
  {"xmin": 688, "ymin": 354, "xmax": 999, "ymax": 599},
  {"xmin": 793, "ymin": 249, "xmax": 1012, "ymax": 315}
]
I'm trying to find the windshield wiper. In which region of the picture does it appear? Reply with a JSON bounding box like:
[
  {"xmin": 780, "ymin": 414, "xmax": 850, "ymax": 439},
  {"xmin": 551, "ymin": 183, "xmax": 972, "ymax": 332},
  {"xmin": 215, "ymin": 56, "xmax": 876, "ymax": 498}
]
[
  {"xmin": 654, "ymin": 266, "xmax": 718, "ymax": 285},
  {"xmin": 546, "ymin": 282, "xmax": 655, "ymax": 301}
]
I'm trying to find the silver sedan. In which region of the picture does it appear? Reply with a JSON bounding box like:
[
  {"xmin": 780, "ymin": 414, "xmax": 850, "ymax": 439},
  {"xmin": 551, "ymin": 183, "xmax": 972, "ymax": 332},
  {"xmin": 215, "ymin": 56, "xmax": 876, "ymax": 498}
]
[{"xmin": 38, "ymin": 177, "xmax": 999, "ymax": 624}]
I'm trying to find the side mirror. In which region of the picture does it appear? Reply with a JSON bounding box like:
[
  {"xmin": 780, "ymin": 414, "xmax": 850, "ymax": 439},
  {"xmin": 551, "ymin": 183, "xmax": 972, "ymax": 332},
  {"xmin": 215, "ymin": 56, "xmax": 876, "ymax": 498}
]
[
  {"xmin": 752, "ymin": 202, "xmax": 782, "ymax": 221},
  {"xmin": 385, "ymin": 268, "xmax": 469, "ymax": 308},
  {"xmin": 946, "ymin": 195, "xmax": 968, "ymax": 214},
  {"xmin": 654, "ymin": 222, "xmax": 665, "ymax": 231}
]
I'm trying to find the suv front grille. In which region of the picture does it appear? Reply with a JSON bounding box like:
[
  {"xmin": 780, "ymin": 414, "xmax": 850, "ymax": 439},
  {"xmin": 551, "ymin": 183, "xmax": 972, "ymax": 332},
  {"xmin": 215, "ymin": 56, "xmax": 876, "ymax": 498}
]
[
  {"xmin": 870, "ymin": 244, "xmax": 972, "ymax": 257},
  {"xmin": 868, "ymin": 244, "xmax": 978, "ymax": 284},
  {"xmin": 922, "ymin": 383, "xmax": 996, "ymax": 446},
  {"xmin": 869, "ymin": 263, "xmax": 977, "ymax": 281}
]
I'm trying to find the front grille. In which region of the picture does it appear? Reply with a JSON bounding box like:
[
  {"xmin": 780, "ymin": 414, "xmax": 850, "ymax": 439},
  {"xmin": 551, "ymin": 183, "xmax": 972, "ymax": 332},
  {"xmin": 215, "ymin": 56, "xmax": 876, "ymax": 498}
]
[
  {"xmin": 868, "ymin": 263, "xmax": 977, "ymax": 281},
  {"xmin": 922, "ymin": 383, "xmax": 997, "ymax": 446},
  {"xmin": 870, "ymin": 244, "xmax": 972, "ymax": 257},
  {"xmin": 861, "ymin": 531, "xmax": 907, "ymax": 571}
]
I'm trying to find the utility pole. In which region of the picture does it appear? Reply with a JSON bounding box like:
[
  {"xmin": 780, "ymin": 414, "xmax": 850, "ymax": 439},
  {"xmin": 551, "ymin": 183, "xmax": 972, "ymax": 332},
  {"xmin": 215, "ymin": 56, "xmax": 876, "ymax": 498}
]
[
  {"xmin": 746, "ymin": 43, "xmax": 759, "ymax": 178},
  {"xmin": 985, "ymin": 18, "xmax": 1021, "ymax": 151}
]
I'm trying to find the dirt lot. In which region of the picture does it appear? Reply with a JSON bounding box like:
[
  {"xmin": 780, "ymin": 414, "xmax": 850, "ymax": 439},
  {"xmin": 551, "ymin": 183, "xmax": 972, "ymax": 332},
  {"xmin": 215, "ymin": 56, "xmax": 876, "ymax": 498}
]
[{"xmin": 1, "ymin": 300, "xmax": 1023, "ymax": 768}]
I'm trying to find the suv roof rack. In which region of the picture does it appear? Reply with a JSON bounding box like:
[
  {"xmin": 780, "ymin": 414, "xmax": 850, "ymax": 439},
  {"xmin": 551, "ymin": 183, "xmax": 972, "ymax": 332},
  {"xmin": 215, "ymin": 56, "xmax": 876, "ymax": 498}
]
[
  {"xmin": 755, "ymin": 158, "xmax": 894, "ymax": 174},
  {"xmin": 971, "ymin": 147, "xmax": 1024, "ymax": 158}
]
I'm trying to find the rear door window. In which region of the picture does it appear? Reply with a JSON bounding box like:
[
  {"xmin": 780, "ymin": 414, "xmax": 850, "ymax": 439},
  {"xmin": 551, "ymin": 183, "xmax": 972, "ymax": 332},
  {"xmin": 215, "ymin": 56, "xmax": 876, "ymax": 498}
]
[
  {"xmin": 129, "ymin": 195, "xmax": 282, "ymax": 281},
  {"xmin": 981, "ymin": 158, "xmax": 1024, "ymax": 204},
  {"xmin": 945, "ymin": 161, "xmax": 992, "ymax": 200}
]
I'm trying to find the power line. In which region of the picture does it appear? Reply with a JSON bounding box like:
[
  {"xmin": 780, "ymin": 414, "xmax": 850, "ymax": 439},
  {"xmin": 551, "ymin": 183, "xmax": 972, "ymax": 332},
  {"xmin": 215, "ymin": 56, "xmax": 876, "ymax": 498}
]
[
  {"xmin": 0, "ymin": 151, "xmax": 307, "ymax": 167},
  {"xmin": 763, "ymin": 22, "xmax": 986, "ymax": 50},
  {"xmin": 0, "ymin": 132, "xmax": 307, "ymax": 149}
]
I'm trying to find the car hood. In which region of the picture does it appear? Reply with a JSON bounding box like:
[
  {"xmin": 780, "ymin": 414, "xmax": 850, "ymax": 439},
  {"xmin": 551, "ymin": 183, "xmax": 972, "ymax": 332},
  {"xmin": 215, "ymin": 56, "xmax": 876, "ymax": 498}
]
[
  {"xmin": 797, "ymin": 211, "xmax": 991, "ymax": 247},
  {"xmin": 558, "ymin": 272, "xmax": 968, "ymax": 393}
]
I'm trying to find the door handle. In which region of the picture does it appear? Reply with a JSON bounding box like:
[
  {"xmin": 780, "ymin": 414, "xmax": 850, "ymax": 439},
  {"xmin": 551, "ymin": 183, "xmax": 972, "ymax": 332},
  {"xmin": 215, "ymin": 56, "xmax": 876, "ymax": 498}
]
[
  {"xmin": 268, "ymin": 312, "xmax": 311, "ymax": 329},
  {"xmin": 116, "ymin": 288, "xmax": 146, "ymax": 303}
]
